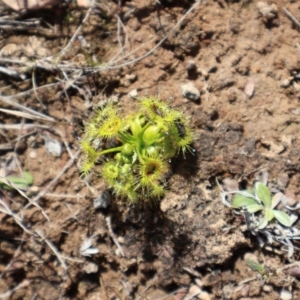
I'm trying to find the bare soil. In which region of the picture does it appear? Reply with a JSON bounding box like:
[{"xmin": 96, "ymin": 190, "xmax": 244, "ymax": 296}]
[{"xmin": 1, "ymin": 0, "xmax": 300, "ymax": 299}]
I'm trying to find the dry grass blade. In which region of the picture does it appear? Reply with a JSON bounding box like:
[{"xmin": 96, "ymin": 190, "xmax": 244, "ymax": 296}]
[
  {"xmin": 282, "ymin": 7, "xmax": 300, "ymax": 30},
  {"xmin": 0, "ymin": 176, "xmax": 49, "ymax": 222},
  {"xmin": 35, "ymin": 229, "xmax": 68, "ymax": 271},
  {"xmin": 0, "ymin": 108, "xmax": 49, "ymax": 121},
  {"xmin": 0, "ymin": 124, "xmax": 49, "ymax": 130},
  {"xmin": 106, "ymin": 216, "xmax": 125, "ymax": 257},
  {"xmin": 0, "ymin": 198, "xmax": 32, "ymax": 234},
  {"xmin": 0, "ymin": 95, "xmax": 55, "ymax": 122}
]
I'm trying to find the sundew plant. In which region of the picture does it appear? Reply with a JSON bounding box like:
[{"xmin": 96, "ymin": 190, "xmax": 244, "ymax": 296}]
[{"xmin": 80, "ymin": 97, "xmax": 193, "ymax": 202}]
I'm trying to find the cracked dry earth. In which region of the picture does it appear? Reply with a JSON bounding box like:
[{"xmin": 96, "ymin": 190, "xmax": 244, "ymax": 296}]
[{"xmin": 1, "ymin": 0, "xmax": 300, "ymax": 299}]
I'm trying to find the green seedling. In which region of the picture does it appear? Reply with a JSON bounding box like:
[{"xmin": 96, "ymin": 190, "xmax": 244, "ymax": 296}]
[
  {"xmin": 80, "ymin": 97, "xmax": 193, "ymax": 202},
  {"xmin": 232, "ymin": 182, "xmax": 292, "ymax": 229},
  {"xmin": 0, "ymin": 171, "xmax": 34, "ymax": 190},
  {"xmin": 246, "ymin": 259, "xmax": 273, "ymax": 282}
]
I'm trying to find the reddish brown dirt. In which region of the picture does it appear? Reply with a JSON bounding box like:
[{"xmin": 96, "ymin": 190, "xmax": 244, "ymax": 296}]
[{"xmin": 1, "ymin": 0, "xmax": 300, "ymax": 299}]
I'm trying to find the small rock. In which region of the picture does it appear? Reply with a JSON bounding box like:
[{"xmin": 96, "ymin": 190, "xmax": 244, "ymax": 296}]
[
  {"xmin": 188, "ymin": 285, "xmax": 201, "ymax": 297},
  {"xmin": 257, "ymin": 2, "xmax": 278, "ymax": 20},
  {"xmin": 44, "ymin": 137, "xmax": 62, "ymax": 157},
  {"xmin": 82, "ymin": 261, "xmax": 98, "ymax": 274},
  {"xmin": 244, "ymin": 78, "xmax": 255, "ymax": 98},
  {"xmin": 263, "ymin": 285, "xmax": 272, "ymax": 292},
  {"xmin": 198, "ymin": 69, "xmax": 209, "ymax": 79},
  {"xmin": 117, "ymin": 236, "xmax": 124, "ymax": 244},
  {"xmin": 128, "ymin": 89, "xmax": 138, "ymax": 98},
  {"xmin": 198, "ymin": 291, "xmax": 212, "ymax": 300},
  {"xmin": 120, "ymin": 79, "xmax": 131, "ymax": 87},
  {"xmin": 29, "ymin": 186, "xmax": 39, "ymax": 193},
  {"xmin": 181, "ymin": 82, "xmax": 200, "ymax": 101},
  {"xmin": 77, "ymin": 0, "xmax": 91, "ymax": 7},
  {"xmin": 280, "ymin": 289, "xmax": 292, "ymax": 300},
  {"xmin": 280, "ymin": 79, "xmax": 291, "ymax": 88},
  {"xmin": 29, "ymin": 151, "xmax": 37, "ymax": 159},
  {"xmin": 125, "ymin": 74, "xmax": 137, "ymax": 82},
  {"xmin": 93, "ymin": 190, "xmax": 111, "ymax": 209},
  {"xmin": 186, "ymin": 60, "xmax": 197, "ymax": 71}
]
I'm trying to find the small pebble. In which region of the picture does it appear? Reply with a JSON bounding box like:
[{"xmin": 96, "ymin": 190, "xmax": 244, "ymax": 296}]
[
  {"xmin": 280, "ymin": 289, "xmax": 292, "ymax": 300},
  {"xmin": 186, "ymin": 60, "xmax": 196, "ymax": 71},
  {"xmin": 198, "ymin": 291, "xmax": 212, "ymax": 300},
  {"xmin": 44, "ymin": 137, "xmax": 62, "ymax": 157},
  {"xmin": 128, "ymin": 89, "xmax": 138, "ymax": 98},
  {"xmin": 29, "ymin": 151, "xmax": 37, "ymax": 159},
  {"xmin": 77, "ymin": 0, "xmax": 92, "ymax": 8},
  {"xmin": 244, "ymin": 78, "xmax": 255, "ymax": 98},
  {"xmin": 198, "ymin": 68, "xmax": 209, "ymax": 78},
  {"xmin": 82, "ymin": 262, "xmax": 99, "ymax": 274},
  {"xmin": 188, "ymin": 284, "xmax": 201, "ymax": 297},
  {"xmin": 181, "ymin": 82, "xmax": 200, "ymax": 101},
  {"xmin": 29, "ymin": 186, "xmax": 39, "ymax": 193},
  {"xmin": 280, "ymin": 79, "xmax": 291, "ymax": 88},
  {"xmin": 93, "ymin": 190, "xmax": 111, "ymax": 209},
  {"xmin": 257, "ymin": 2, "xmax": 278, "ymax": 20},
  {"xmin": 117, "ymin": 236, "xmax": 124, "ymax": 244},
  {"xmin": 263, "ymin": 285, "xmax": 272, "ymax": 292},
  {"xmin": 125, "ymin": 74, "xmax": 137, "ymax": 82}
]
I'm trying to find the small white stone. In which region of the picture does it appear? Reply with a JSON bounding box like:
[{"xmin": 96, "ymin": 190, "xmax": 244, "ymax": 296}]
[
  {"xmin": 29, "ymin": 151, "xmax": 37, "ymax": 159},
  {"xmin": 125, "ymin": 74, "xmax": 137, "ymax": 82},
  {"xmin": 186, "ymin": 60, "xmax": 196, "ymax": 71},
  {"xmin": 117, "ymin": 236, "xmax": 124, "ymax": 244},
  {"xmin": 82, "ymin": 262, "xmax": 98, "ymax": 274},
  {"xmin": 44, "ymin": 137, "xmax": 62, "ymax": 157},
  {"xmin": 198, "ymin": 291, "xmax": 211, "ymax": 300},
  {"xmin": 29, "ymin": 186, "xmax": 39, "ymax": 193},
  {"xmin": 128, "ymin": 89, "xmax": 138, "ymax": 98},
  {"xmin": 280, "ymin": 79, "xmax": 290, "ymax": 88},
  {"xmin": 263, "ymin": 284, "xmax": 272, "ymax": 292},
  {"xmin": 181, "ymin": 82, "xmax": 200, "ymax": 101},
  {"xmin": 280, "ymin": 289, "xmax": 292, "ymax": 300},
  {"xmin": 188, "ymin": 285, "xmax": 201, "ymax": 297},
  {"xmin": 77, "ymin": 0, "xmax": 92, "ymax": 7}
]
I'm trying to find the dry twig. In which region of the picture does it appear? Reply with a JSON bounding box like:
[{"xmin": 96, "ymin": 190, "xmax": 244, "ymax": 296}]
[
  {"xmin": 282, "ymin": 7, "xmax": 300, "ymax": 30},
  {"xmin": 106, "ymin": 216, "xmax": 125, "ymax": 257}
]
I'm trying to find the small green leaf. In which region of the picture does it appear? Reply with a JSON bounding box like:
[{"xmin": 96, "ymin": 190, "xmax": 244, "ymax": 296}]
[
  {"xmin": 0, "ymin": 171, "xmax": 34, "ymax": 190},
  {"xmin": 265, "ymin": 208, "xmax": 275, "ymax": 222},
  {"xmin": 232, "ymin": 193, "xmax": 258, "ymax": 208},
  {"xmin": 255, "ymin": 182, "xmax": 272, "ymax": 208},
  {"xmin": 258, "ymin": 216, "xmax": 268, "ymax": 229},
  {"xmin": 273, "ymin": 210, "xmax": 292, "ymax": 227},
  {"xmin": 246, "ymin": 204, "xmax": 264, "ymax": 213},
  {"xmin": 246, "ymin": 259, "xmax": 265, "ymax": 273}
]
